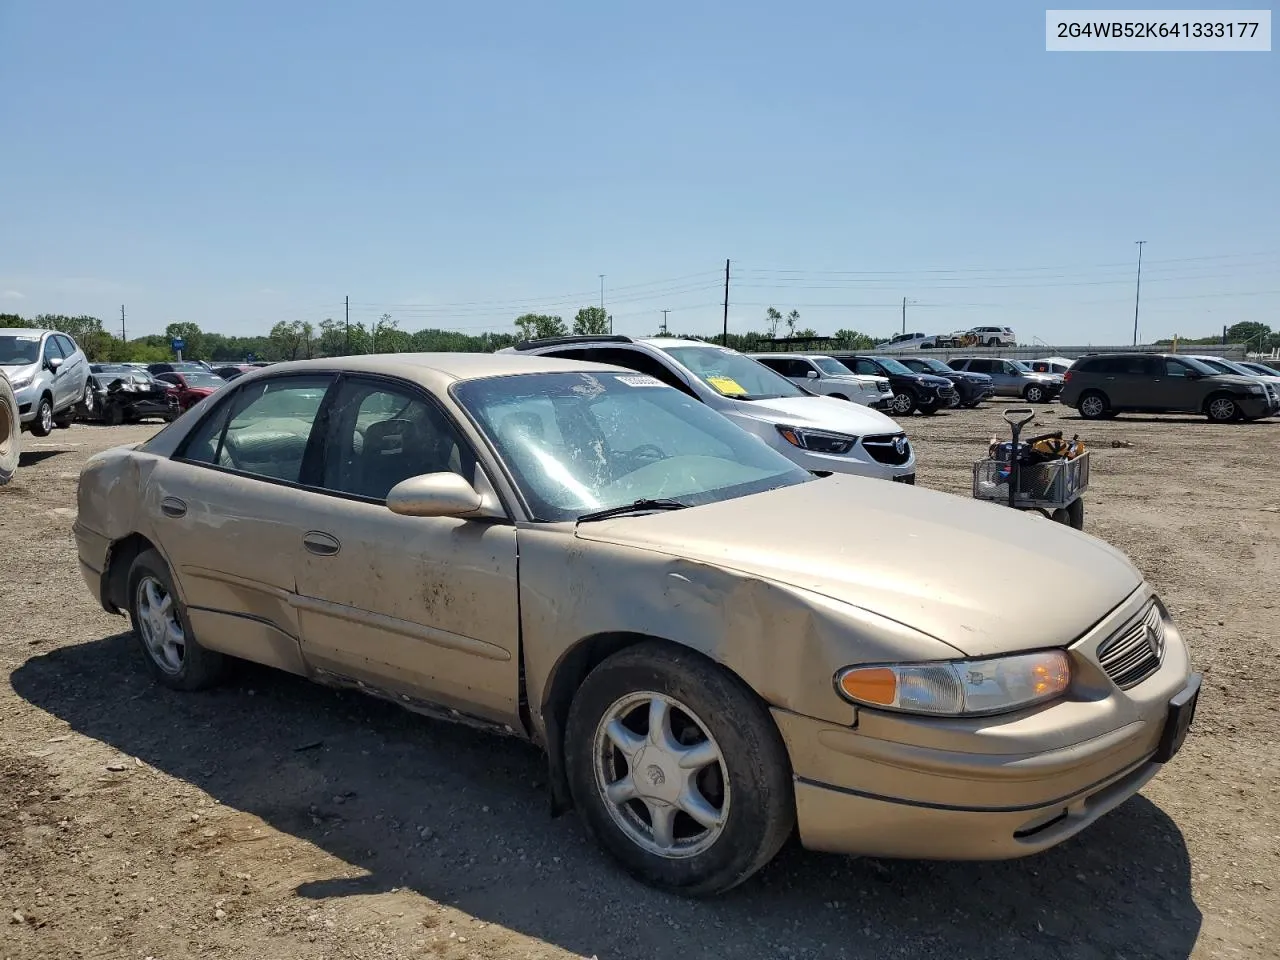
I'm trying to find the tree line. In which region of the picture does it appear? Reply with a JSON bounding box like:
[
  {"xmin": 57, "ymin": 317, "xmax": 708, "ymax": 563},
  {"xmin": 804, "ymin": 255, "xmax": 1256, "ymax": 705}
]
[{"xmin": 7, "ymin": 308, "xmax": 1267, "ymax": 364}]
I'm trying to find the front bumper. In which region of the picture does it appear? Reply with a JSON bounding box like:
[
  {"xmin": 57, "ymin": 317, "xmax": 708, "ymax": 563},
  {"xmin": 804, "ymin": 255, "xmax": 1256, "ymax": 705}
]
[
  {"xmin": 13, "ymin": 382, "xmax": 38, "ymax": 423},
  {"xmin": 774, "ymin": 594, "xmax": 1195, "ymax": 860}
]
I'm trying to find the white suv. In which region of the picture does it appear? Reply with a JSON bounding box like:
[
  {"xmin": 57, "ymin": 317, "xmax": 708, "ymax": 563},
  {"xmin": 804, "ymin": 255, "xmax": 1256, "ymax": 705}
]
[
  {"xmin": 748, "ymin": 353, "xmax": 894, "ymax": 409},
  {"xmin": 499, "ymin": 336, "xmax": 916, "ymax": 483},
  {"xmin": 967, "ymin": 326, "xmax": 1017, "ymax": 347}
]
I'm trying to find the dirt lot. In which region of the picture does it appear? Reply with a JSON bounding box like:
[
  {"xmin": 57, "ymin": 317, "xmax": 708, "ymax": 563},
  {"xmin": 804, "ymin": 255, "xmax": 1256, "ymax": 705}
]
[{"xmin": 2, "ymin": 406, "xmax": 1277, "ymax": 960}]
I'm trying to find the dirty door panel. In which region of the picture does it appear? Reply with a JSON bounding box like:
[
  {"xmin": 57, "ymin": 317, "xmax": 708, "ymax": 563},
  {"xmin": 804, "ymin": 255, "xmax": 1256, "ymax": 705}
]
[{"xmin": 291, "ymin": 375, "xmax": 521, "ymax": 727}]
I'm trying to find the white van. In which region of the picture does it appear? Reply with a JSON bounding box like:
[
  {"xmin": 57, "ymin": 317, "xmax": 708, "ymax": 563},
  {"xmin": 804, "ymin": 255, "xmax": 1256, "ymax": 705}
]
[{"xmin": 499, "ymin": 336, "xmax": 916, "ymax": 483}]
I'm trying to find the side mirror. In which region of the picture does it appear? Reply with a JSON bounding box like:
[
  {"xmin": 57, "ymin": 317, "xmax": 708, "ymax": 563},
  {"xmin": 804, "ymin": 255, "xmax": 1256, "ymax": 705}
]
[
  {"xmin": 47, "ymin": 356, "xmax": 64, "ymax": 372},
  {"xmin": 386, "ymin": 472, "xmax": 483, "ymax": 518},
  {"xmin": 806, "ymin": 370, "xmax": 819, "ymax": 379}
]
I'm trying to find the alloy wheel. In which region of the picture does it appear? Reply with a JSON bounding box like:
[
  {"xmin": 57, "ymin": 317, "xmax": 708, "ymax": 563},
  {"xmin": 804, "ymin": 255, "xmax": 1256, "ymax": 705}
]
[
  {"xmin": 1208, "ymin": 397, "xmax": 1237, "ymax": 422},
  {"xmin": 891, "ymin": 393, "xmax": 914, "ymax": 414},
  {"xmin": 136, "ymin": 576, "xmax": 186, "ymax": 675},
  {"xmin": 592, "ymin": 691, "xmax": 730, "ymax": 860},
  {"xmin": 1081, "ymin": 395, "xmax": 1106, "ymax": 418}
]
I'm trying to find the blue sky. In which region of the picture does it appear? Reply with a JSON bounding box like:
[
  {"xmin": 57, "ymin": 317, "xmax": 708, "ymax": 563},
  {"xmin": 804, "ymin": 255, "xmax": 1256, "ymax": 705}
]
[{"xmin": 2, "ymin": 1, "xmax": 1277, "ymax": 345}]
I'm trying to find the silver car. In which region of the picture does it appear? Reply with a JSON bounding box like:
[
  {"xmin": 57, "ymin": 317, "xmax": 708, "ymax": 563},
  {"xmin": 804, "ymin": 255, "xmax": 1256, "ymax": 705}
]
[
  {"xmin": 0, "ymin": 328, "xmax": 91, "ymax": 436},
  {"xmin": 948, "ymin": 357, "xmax": 1062, "ymax": 403}
]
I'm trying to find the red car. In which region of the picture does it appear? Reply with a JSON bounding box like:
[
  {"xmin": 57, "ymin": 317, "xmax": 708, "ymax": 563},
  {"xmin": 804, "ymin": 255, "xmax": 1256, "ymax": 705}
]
[{"xmin": 153, "ymin": 371, "xmax": 227, "ymax": 411}]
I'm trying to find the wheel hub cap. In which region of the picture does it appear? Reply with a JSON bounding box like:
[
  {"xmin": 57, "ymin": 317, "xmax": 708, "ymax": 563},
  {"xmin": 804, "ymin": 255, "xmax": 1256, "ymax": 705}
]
[
  {"xmin": 593, "ymin": 692, "xmax": 729, "ymax": 859},
  {"xmin": 136, "ymin": 576, "xmax": 185, "ymax": 675}
]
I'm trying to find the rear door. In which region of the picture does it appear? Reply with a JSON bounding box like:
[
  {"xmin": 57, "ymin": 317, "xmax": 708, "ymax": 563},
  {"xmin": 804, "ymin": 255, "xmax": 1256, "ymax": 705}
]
[{"xmin": 146, "ymin": 373, "xmax": 338, "ymax": 673}]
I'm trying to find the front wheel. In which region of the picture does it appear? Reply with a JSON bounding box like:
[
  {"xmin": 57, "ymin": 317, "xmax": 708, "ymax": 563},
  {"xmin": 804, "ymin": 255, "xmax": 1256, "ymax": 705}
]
[
  {"xmin": 29, "ymin": 396, "xmax": 54, "ymax": 436},
  {"xmin": 564, "ymin": 642, "xmax": 794, "ymax": 897},
  {"xmin": 890, "ymin": 392, "xmax": 916, "ymax": 416},
  {"xmin": 1023, "ymin": 384, "xmax": 1047, "ymax": 404},
  {"xmin": 1206, "ymin": 395, "xmax": 1239, "ymax": 423}
]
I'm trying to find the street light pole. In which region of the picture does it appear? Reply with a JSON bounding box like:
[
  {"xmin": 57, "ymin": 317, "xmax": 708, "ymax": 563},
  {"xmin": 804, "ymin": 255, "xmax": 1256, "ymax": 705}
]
[{"xmin": 1132, "ymin": 241, "xmax": 1146, "ymax": 346}]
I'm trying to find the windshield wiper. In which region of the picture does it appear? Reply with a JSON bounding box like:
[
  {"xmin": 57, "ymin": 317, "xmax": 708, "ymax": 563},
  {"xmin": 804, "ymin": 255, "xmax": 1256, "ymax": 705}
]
[{"xmin": 576, "ymin": 498, "xmax": 690, "ymax": 524}]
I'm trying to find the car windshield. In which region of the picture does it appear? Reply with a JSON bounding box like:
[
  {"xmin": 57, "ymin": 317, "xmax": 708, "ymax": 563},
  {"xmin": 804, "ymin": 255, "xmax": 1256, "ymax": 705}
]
[
  {"xmin": 1240, "ymin": 362, "xmax": 1277, "ymax": 376},
  {"xmin": 869, "ymin": 356, "xmax": 914, "ymax": 376},
  {"xmin": 812, "ymin": 357, "xmax": 853, "ymax": 376},
  {"xmin": 0, "ymin": 335, "xmax": 42, "ymax": 365},
  {"xmin": 656, "ymin": 345, "xmax": 805, "ymax": 400},
  {"xmin": 1200, "ymin": 358, "xmax": 1250, "ymax": 376},
  {"xmin": 454, "ymin": 371, "xmax": 811, "ymax": 522},
  {"xmin": 911, "ymin": 358, "xmax": 951, "ymax": 374},
  {"xmin": 92, "ymin": 364, "xmax": 134, "ymax": 374}
]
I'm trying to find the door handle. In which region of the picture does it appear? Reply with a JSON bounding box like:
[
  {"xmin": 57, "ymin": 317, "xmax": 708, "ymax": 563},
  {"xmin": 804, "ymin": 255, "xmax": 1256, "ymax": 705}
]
[
  {"xmin": 303, "ymin": 531, "xmax": 341, "ymax": 557},
  {"xmin": 160, "ymin": 497, "xmax": 187, "ymax": 518}
]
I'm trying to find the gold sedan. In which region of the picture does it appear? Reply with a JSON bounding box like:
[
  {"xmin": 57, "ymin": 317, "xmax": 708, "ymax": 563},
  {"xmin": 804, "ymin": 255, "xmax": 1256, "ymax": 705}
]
[{"xmin": 73, "ymin": 354, "xmax": 1200, "ymax": 895}]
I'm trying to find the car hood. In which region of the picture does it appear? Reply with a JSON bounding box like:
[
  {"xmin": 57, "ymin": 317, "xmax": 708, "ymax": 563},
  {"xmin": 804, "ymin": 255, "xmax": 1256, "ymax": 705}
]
[
  {"xmin": 574, "ymin": 476, "xmax": 1142, "ymax": 657},
  {"xmin": 729, "ymin": 395, "xmax": 903, "ymax": 433},
  {"xmin": 909, "ymin": 373, "xmax": 952, "ymax": 387},
  {"xmin": 0, "ymin": 362, "xmax": 37, "ymax": 377},
  {"xmin": 946, "ymin": 371, "xmax": 992, "ymax": 383},
  {"xmin": 1210, "ymin": 374, "xmax": 1271, "ymax": 388}
]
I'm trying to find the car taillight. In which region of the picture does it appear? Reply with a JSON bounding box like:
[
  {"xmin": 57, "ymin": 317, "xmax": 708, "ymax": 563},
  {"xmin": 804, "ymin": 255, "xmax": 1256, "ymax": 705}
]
[{"xmin": 1063, "ymin": 370, "xmax": 1073, "ymax": 383}]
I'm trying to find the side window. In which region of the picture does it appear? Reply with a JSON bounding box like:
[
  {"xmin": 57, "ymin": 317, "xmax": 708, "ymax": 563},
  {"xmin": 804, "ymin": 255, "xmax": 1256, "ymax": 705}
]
[
  {"xmin": 853, "ymin": 358, "xmax": 879, "ymax": 376},
  {"xmin": 755, "ymin": 356, "xmax": 787, "ymax": 374},
  {"xmin": 55, "ymin": 335, "xmax": 78, "ymax": 357},
  {"xmin": 587, "ymin": 348, "xmax": 695, "ymax": 396},
  {"xmin": 964, "ymin": 359, "xmax": 988, "ymax": 373},
  {"xmin": 1133, "ymin": 357, "xmax": 1160, "ymax": 376},
  {"xmin": 182, "ymin": 376, "xmax": 333, "ymax": 483},
  {"xmin": 319, "ymin": 378, "xmax": 473, "ymax": 501},
  {"xmin": 1001, "ymin": 361, "xmax": 1021, "ymax": 375},
  {"xmin": 792, "ymin": 359, "xmax": 818, "ymax": 378},
  {"xmin": 43, "ymin": 336, "xmax": 65, "ymax": 363},
  {"xmin": 1164, "ymin": 359, "xmax": 1193, "ymax": 378}
]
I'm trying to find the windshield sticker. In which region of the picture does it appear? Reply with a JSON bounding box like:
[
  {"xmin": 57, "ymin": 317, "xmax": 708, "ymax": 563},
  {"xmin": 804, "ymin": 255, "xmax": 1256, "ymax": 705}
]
[
  {"xmin": 706, "ymin": 375, "xmax": 748, "ymax": 396},
  {"xmin": 617, "ymin": 374, "xmax": 664, "ymax": 388}
]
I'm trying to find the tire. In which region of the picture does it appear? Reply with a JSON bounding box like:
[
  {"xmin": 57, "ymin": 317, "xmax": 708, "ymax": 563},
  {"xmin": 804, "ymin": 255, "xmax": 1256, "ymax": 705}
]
[
  {"xmin": 890, "ymin": 392, "xmax": 916, "ymax": 416},
  {"xmin": 76, "ymin": 384, "xmax": 96, "ymax": 419},
  {"xmin": 30, "ymin": 395, "xmax": 54, "ymax": 437},
  {"xmin": 1067, "ymin": 497, "xmax": 1085, "ymax": 530},
  {"xmin": 1023, "ymin": 384, "xmax": 1047, "ymax": 404},
  {"xmin": 1205, "ymin": 394, "xmax": 1239, "ymax": 423},
  {"xmin": 917, "ymin": 401, "xmax": 939, "ymax": 416},
  {"xmin": 0, "ymin": 374, "xmax": 18, "ymax": 486},
  {"xmin": 126, "ymin": 549, "xmax": 227, "ymax": 691},
  {"xmin": 564, "ymin": 642, "xmax": 795, "ymax": 897},
  {"xmin": 1077, "ymin": 391, "xmax": 1110, "ymax": 420},
  {"xmin": 961, "ymin": 399, "xmax": 983, "ymax": 409},
  {"xmin": 53, "ymin": 407, "xmax": 74, "ymax": 429},
  {"xmin": 105, "ymin": 403, "xmax": 125, "ymax": 427}
]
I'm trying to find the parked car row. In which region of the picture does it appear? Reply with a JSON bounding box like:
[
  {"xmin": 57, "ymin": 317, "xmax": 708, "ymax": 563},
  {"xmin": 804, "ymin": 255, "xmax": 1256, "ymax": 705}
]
[
  {"xmin": 1060, "ymin": 353, "xmax": 1280, "ymax": 422},
  {"xmin": 73, "ymin": 349, "xmax": 1201, "ymax": 897}
]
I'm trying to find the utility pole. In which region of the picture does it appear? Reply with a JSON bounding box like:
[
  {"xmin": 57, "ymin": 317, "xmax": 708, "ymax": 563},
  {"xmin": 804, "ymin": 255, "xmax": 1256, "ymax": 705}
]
[
  {"xmin": 721, "ymin": 259, "xmax": 730, "ymax": 347},
  {"xmin": 1132, "ymin": 240, "xmax": 1146, "ymax": 346},
  {"xmin": 120, "ymin": 305, "xmax": 126, "ymax": 342},
  {"xmin": 345, "ymin": 295, "xmax": 350, "ymax": 354},
  {"xmin": 660, "ymin": 309, "xmax": 670, "ymax": 335},
  {"xmin": 902, "ymin": 297, "xmax": 907, "ymax": 335}
]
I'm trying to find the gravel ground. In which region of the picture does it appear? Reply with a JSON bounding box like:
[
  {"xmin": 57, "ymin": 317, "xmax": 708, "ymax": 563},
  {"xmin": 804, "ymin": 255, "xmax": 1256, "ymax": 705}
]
[{"xmin": 2, "ymin": 407, "xmax": 1277, "ymax": 960}]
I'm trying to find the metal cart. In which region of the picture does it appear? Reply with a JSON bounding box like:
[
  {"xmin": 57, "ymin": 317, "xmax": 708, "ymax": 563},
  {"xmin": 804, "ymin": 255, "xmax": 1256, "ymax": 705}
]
[{"xmin": 972, "ymin": 408, "xmax": 1089, "ymax": 529}]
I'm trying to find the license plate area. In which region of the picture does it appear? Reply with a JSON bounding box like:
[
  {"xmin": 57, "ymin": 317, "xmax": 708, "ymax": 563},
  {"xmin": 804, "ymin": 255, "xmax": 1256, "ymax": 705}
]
[{"xmin": 1154, "ymin": 673, "xmax": 1201, "ymax": 763}]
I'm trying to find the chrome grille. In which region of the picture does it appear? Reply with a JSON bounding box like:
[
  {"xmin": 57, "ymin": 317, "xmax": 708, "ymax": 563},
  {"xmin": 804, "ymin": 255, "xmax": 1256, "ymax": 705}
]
[{"xmin": 1097, "ymin": 603, "xmax": 1165, "ymax": 689}]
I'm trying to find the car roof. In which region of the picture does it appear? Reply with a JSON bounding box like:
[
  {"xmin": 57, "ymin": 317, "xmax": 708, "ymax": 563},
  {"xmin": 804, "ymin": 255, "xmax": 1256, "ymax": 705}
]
[
  {"xmin": 232, "ymin": 351, "xmax": 626, "ymax": 389},
  {"xmin": 0, "ymin": 328, "xmax": 52, "ymax": 337}
]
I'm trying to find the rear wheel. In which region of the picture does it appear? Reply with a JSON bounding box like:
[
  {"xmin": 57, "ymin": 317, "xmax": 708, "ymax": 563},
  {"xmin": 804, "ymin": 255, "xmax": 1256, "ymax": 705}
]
[
  {"xmin": 1077, "ymin": 391, "xmax": 1110, "ymax": 420},
  {"xmin": 1205, "ymin": 394, "xmax": 1239, "ymax": 423},
  {"xmin": 889, "ymin": 392, "xmax": 916, "ymax": 416},
  {"xmin": 565, "ymin": 642, "xmax": 794, "ymax": 897},
  {"xmin": 126, "ymin": 549, "xmax": 227, "ymax": 691},
  {"xmin": 76, "ymin": 384, "xmax": 96, "ymax": 419}
]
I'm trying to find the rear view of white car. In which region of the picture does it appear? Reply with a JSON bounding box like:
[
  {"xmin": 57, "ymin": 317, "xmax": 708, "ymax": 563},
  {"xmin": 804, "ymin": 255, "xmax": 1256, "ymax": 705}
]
[
  {"xmin": 499, "ymin": 336, "xmax": 917, "ymax": 483},
  {"xmin": 749, "ymin": 353, "xmax": 894, "ymax": 409}
]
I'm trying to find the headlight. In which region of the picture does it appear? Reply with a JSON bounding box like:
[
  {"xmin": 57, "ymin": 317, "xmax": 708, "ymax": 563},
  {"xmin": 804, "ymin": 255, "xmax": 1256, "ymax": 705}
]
[
  {"xmin": 877, "ymin": 380, "xmax": 891, "ymax": 391},
  {"xmin": 776, "ymin": 425, "xmax": 857, "ymax": 455},
  {"xmin": 1247, "ymin": 384, "xmax": 1265, "ymax": 395},
  {"xmin": 8, "ymin": 371, "xmax": 34, "ymax": 389},
  {"xmin": 835, "ymin": 650, "xmax": 1071, "ymax": 717}
]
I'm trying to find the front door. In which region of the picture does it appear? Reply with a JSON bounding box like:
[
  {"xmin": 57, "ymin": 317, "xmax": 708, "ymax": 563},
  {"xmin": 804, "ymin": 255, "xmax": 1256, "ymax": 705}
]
[
  {"xmin": 291, "ymin": 375, "xmax": 521, "ymax": 728},
  {"xmin": 1148, "ymin": 357, "xmax": 1201, "ymax": 411}
]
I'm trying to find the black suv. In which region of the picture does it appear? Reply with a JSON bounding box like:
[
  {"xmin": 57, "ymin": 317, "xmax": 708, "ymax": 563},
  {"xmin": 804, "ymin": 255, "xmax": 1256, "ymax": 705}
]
[
  {"xmin": 1060, "ymin": 353, "xmax": 1280, "ymax": 422},
  {"xmin": 899, "ymin": 356, "xmax": 994, "ymax": 408},
  {"xmin": 832, "ymin": 354, "xmax": 957, "ymax": 416}
]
